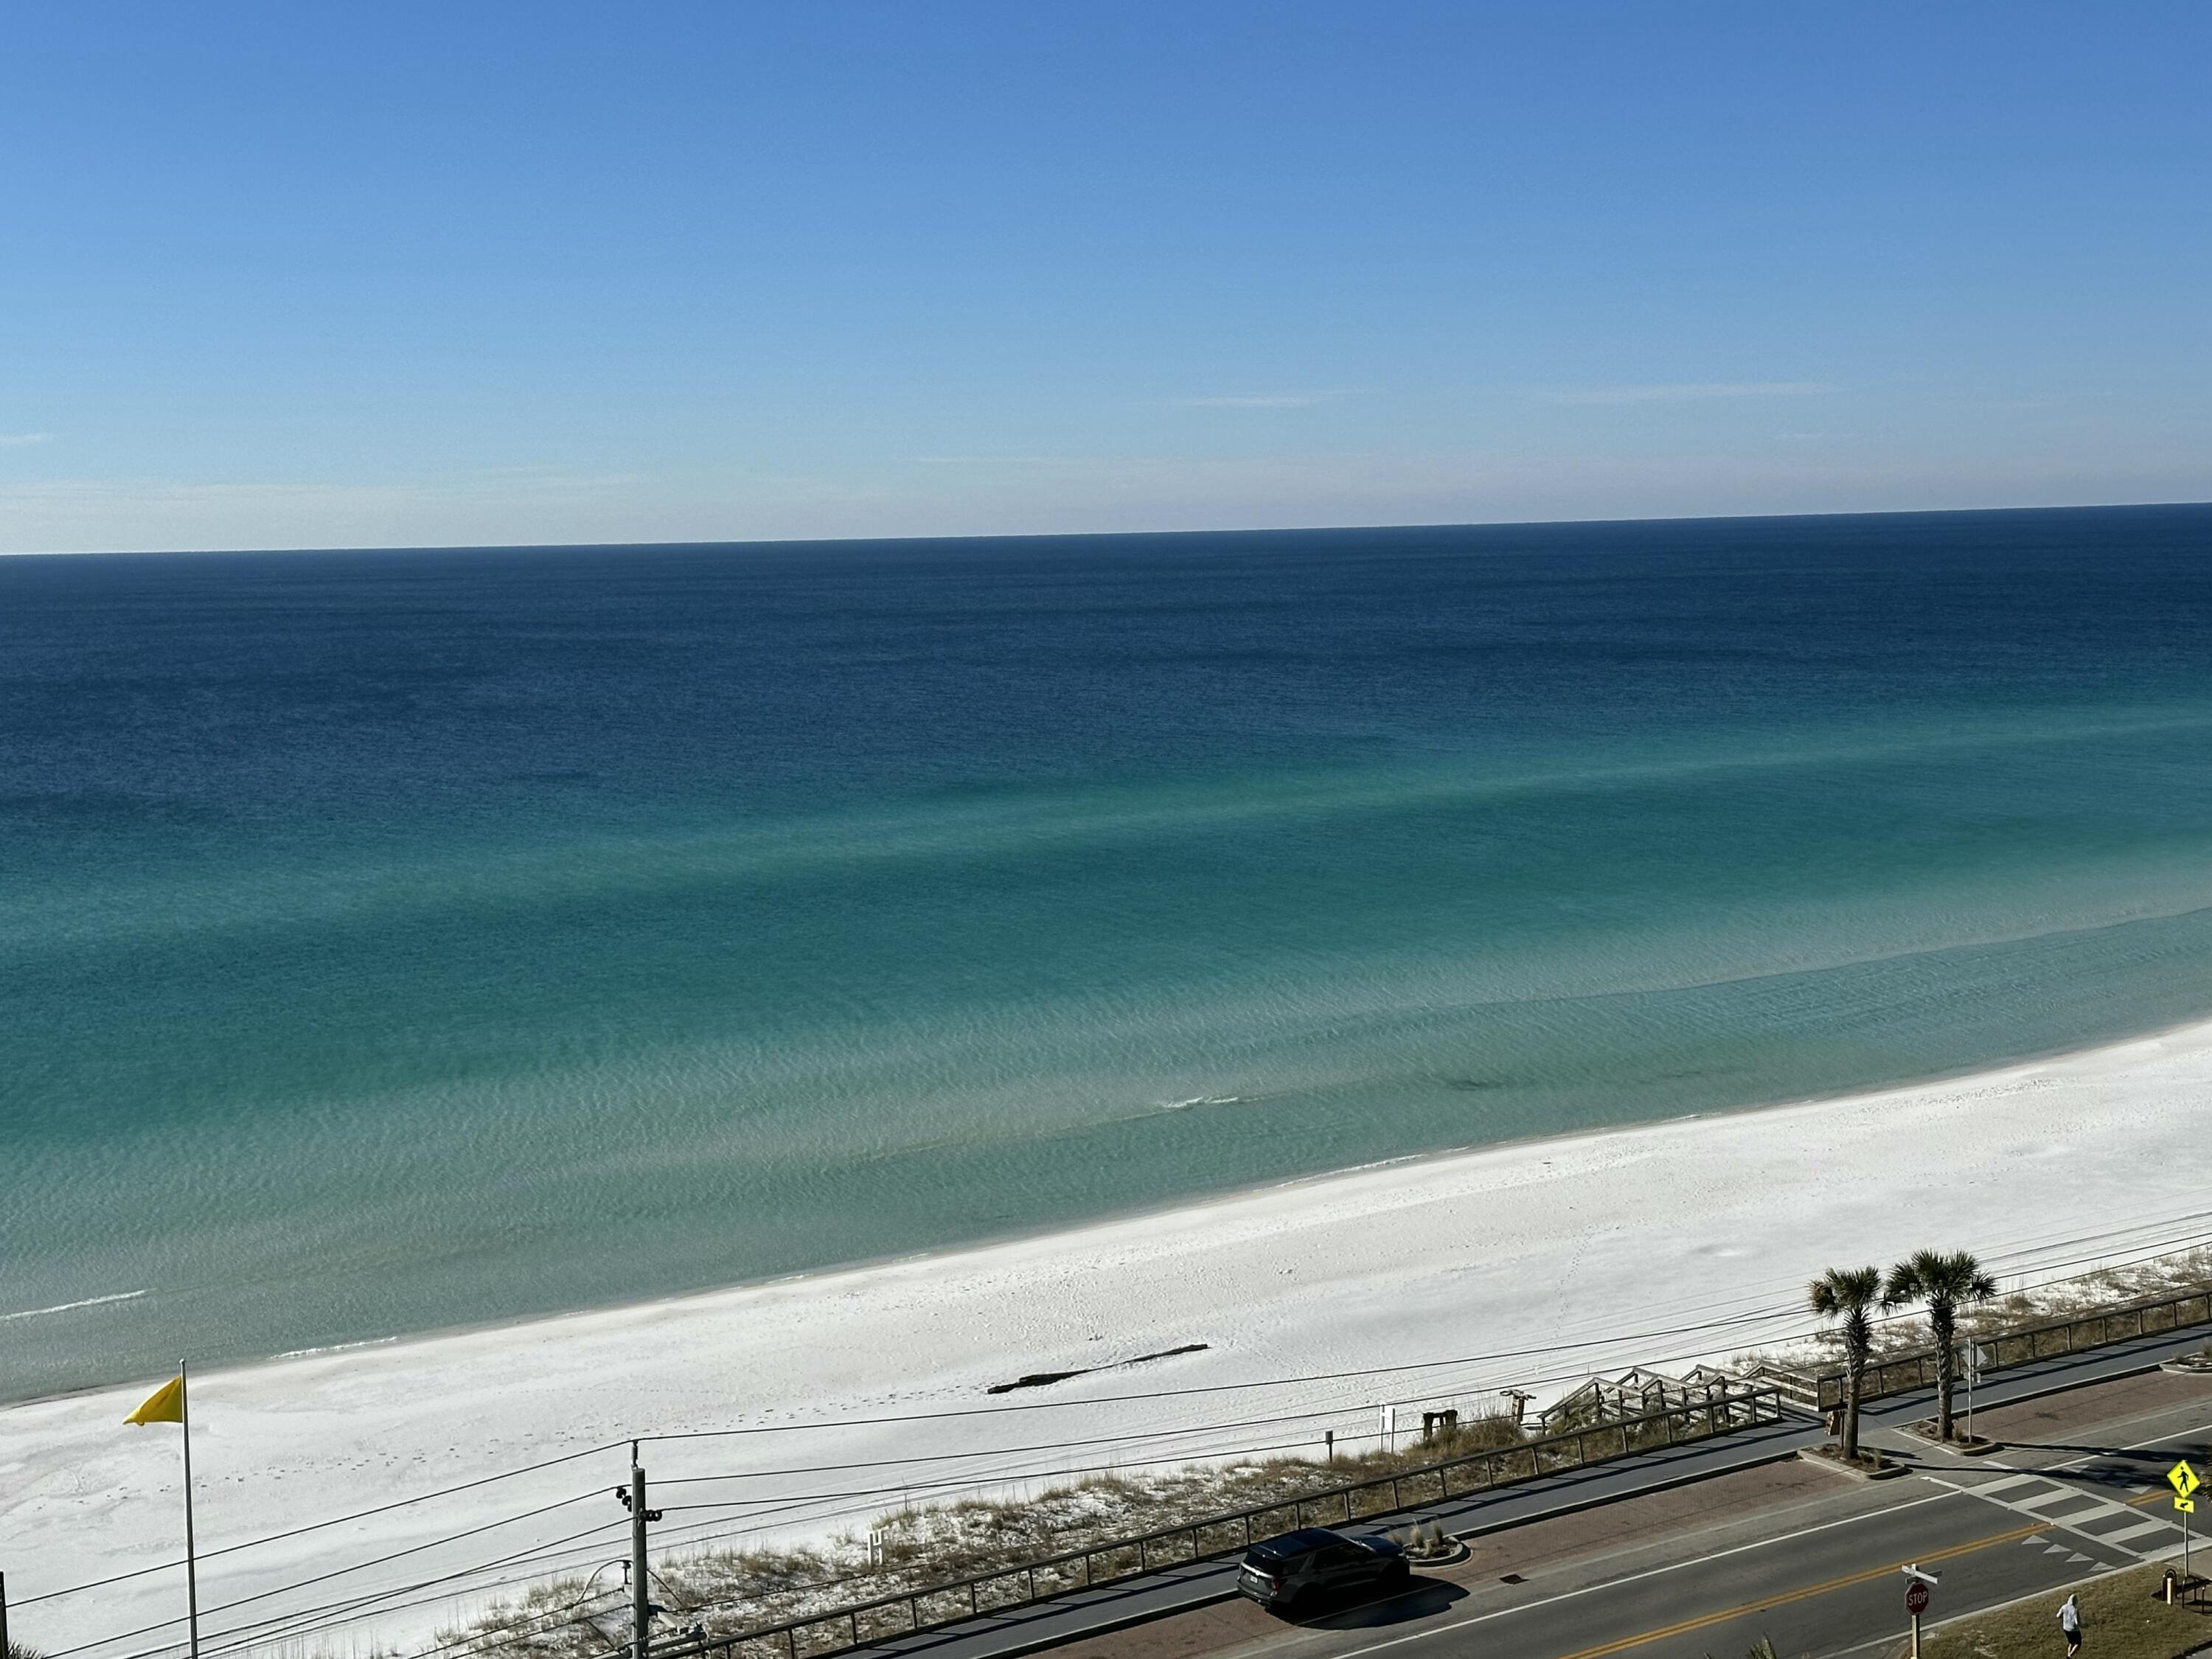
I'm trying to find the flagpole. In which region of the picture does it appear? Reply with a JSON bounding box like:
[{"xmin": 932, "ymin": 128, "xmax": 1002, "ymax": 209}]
[{"xmin": 180, "ymin": 1358, "xmax": 200, "ymax": 1659}]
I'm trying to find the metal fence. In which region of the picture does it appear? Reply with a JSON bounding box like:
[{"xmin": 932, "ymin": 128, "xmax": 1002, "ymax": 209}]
[
  {"xmin": 1754, "ymin": 1284, "xmax": 2212, "ymax": 1413},
  {"xmin": 641, "ymin": 1380, "xmax": 1787, "ymax": 1659}
]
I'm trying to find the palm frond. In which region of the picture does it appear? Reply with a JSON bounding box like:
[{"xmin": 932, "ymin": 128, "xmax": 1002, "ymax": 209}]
[{"xmin": 1809, "ymin": 1265, "xmax": 1883, "ymax": 1315}]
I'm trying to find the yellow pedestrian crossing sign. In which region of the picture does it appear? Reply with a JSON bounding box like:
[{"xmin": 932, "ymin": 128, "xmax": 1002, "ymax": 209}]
[{"xmin": 2170, "ymin": 1461, "xmax": 2199, "ymax": 1499}]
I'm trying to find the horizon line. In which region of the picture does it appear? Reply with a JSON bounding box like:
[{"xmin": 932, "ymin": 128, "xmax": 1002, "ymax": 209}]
[{"xmin": 2, "ymin": 495, "xmax": 2206, "ymax": 560}]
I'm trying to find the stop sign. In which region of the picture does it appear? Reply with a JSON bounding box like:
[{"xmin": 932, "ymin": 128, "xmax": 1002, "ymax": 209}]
[{"xmin": 1906, "ymin": 1581, "xmax": 1931, "ymax": 1616}]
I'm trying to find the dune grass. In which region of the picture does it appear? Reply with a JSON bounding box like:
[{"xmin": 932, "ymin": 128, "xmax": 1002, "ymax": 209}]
[{"xmin": 443, "ymin": 1416, "xmax": 1526, "ymax": 1657}]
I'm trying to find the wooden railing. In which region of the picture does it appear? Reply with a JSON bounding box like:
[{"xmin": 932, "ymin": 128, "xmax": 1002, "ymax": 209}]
[
  {"xmin": 1760, "ymin": 1284, "xmax": 2212, "ymax": 1413},
  {"xmin": 639, "ymin": 1382, "xmax": 1787, "ymax": 1659}
]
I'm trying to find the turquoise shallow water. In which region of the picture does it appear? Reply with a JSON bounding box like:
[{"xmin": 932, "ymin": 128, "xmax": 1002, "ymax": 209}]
[{"xmin": 5, "ymin": 506, "xmax": 2211, "ymax": 1401}]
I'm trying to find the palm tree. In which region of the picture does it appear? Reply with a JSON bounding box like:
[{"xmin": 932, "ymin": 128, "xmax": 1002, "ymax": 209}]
[
  {"xmin": 1809, "ymin": 1266, "xmax": 1884, "ymax": 1462},
  {"xmin": 1886, "ymin": 1248, "xmax": 1997, "ymax": 1442}
]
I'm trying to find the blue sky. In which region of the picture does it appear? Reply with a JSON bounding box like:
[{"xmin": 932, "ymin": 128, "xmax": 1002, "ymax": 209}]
[{"xmin": 2, "ymin": 2, "xmax": 2207, "ymax": 551}]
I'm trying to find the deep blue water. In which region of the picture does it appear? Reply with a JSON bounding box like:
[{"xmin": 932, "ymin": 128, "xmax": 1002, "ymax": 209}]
[{"xmin": 5, "ymin": 505, "xmax": 2211, "ymax": 1400}]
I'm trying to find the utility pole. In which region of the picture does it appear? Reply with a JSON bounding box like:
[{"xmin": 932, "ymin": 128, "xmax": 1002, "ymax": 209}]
[
  {"xmin": 616, "ymin": 1442, "xmax": 663, "ymax": 1659},
  {"xmin": 3, "ymin": 1567, "xmax": 11, "ymax": 1658}
]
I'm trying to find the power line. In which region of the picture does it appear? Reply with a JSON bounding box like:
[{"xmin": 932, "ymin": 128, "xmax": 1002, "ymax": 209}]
[
  {"xmin": 15, "ymin": 1438, "xmax": 624, "ymax": 1610},
  {"xmin": 193, "ymin": 1568, "xmax": 631, "ymax": 1659},
  {"xmin": 37, "ymin": 1497, "xmax": 619, "ymax": 1659},
  {"xmin": 48, "ymin": 1211, "xmax": 2212, "ymax": 1658},
  {"xmin": 637, "ymin": 1302, "xmax": 1813, "ymax": 1444},
  {"xmin": 641, "ymin": 1220, "xmax": 2212, "ymax": 1450}
]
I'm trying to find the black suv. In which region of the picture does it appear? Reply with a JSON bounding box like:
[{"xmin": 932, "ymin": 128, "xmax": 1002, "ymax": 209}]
[{"xmin": 1237, "ymin": 1527, "xmax": 1410, "ymax": 1612}]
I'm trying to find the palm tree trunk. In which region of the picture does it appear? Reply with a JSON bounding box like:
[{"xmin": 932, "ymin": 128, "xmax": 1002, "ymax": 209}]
[
  {"xmin": 1841, "ymin": 1361, "xmax": 1862, "ymax": 1461},
  {"xmin": 1933, "ymin": 1304, "xmax": 1957, "ymax": 1441}
]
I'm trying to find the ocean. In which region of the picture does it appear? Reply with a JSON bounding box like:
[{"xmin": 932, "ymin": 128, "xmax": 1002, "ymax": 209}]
[{"xmin": 6, "ymin": 504, "xmax": 2211, "ymax": 1402}]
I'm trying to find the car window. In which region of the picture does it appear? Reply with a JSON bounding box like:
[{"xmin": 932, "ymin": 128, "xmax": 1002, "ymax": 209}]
[{"xmin": 1318, "ymin": 1543, "xmax": 1367, "ymax": 1568}]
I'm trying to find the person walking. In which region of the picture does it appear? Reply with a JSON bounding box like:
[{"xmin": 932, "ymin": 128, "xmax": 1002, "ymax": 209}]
[{"xmin": 2058, "ymin": 1592, "xmax": 2082, "ymax": 1656}]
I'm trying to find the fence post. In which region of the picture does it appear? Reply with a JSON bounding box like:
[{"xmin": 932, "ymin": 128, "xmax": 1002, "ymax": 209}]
[
  {"xmin": 786, "ymin": 1631, "xmax": 799, "ymax": 1659},
  {"xmin": 1391, "ymin": 1477, "xmax": 1402, "ymax": 1509},
  {"xmin": 851, "ymin": 1611, "xmax": 860, "ymax": 1646},
  {"xmin": 1028, "ymin": 1565, "xmax": 1037, "ymax": 1600},
  {"xmin": 970, "ymin": 1582, "xmax": 979, "ymax": 1615},
  {"xmin": 1620, "ymin": 1421, "xmax": 1630, "ymax": 1457},
  {"xmin": 1138, "ymin": 1537, "xmax": 1148, "ymax": 1572}
]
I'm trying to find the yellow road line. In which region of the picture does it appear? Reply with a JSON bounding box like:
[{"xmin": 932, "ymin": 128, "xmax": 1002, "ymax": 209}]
[
  {"xmin": 1545, "ymin": 1478, "xmax": 2190, "ymax": 1659},
  {"xmin": 1342, "ymin": 1455, "xmax": 2197, "ymax": 1659},
  {"xmin": 1542, "ymin": 1517, "xmax": 2059, "ymax": 1659}
]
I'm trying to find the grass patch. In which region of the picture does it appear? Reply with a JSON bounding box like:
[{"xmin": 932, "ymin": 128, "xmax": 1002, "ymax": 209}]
[{"xmin": 1915, "ymin": 1564, "xmax": 2212, "ymax": 1659}]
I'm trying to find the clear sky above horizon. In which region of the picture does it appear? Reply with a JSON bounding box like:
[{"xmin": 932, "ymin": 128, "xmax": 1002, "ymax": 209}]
[{"xmin": 3, "ymin": 2, "xmax": 2207, "ymax": 553}]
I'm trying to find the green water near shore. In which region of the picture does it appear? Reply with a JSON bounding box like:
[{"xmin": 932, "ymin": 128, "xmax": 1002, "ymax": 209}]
[{"xmin": 6, "ymin": 506, "xmax": 2211, "ymax": 1401}]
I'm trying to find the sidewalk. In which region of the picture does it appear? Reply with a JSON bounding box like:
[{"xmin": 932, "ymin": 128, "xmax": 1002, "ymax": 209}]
[{"xmin": 824, "ymin": 1318, "xmax": 2212, "ymax": 1659}]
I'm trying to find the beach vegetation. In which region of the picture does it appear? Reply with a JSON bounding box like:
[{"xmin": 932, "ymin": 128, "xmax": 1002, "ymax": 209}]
[
  {"xmin": 1808, "ymin": 1265, "xmax": 1883, "ymax": 1462},
  {"xmin": 1883, "ymin": 1248, "xmax": 1997, "ymax": 1442},
  {"xmin": 440, "ymin": 1413, "xmax": 1526, "ymax": 1656},
  {"xmin": 1745, "ymin": 1242, "xmax": 2212, "ymax": 1383}
]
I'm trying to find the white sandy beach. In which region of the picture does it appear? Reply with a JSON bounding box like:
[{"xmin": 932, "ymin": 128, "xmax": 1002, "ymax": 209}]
[{"xmin": 10, "ymin": 1019, "xmax": 2212, "ymax": 1655}]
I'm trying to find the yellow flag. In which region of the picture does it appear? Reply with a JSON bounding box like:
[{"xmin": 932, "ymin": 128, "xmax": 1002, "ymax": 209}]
[{"xmin": 125, "ymin": 1374, "xmax": 185, "ymax": 1426}]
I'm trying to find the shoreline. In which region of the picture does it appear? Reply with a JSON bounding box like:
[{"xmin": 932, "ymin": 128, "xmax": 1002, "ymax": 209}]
[
  {"xmin": 17, "ymin": 1000, "xmax": 2210, "ymax": 1418},
  {"xmin": 13, "ymin": 1015, "xmax": 2212, "ymax": 1652}
]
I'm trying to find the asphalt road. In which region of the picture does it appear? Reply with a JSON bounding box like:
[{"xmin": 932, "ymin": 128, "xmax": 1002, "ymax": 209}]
[
  {"xmin": 860, "ymin": 1321, "xmax": 2212, "ymax": 1659},
  {"xmin": 1166, "ymin": 1374, "xmax": 2212, "ymax": 1659}
]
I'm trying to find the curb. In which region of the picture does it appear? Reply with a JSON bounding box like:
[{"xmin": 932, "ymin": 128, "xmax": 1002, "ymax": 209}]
[
  {"xmin": 1795, "ymin": 1446, "xmax": 1908, "ymax": 1480},
  {"xmin": 858, "ymin": 1338, "xmax": 2210, "ymax": 1658},
  {"xmin": 1449, "ymin": 1439, "xmax": 1807, "ymax": 1543},
  {"xmin": 886, "ymin": 1437, "xmax": 1811, "ymax": 1658}
]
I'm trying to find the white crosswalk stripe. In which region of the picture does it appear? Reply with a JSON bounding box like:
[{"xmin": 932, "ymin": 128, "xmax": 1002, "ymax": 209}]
[
  {"xmin": 2020, "ymin": 1487, "xmax": 2105, "ymax": 1511},
  {"xmin": 2102, "ymin": 1517, "xmax": 2176, "ymax": 1543},
  {"xmin": 1922, "ymin": 1467, "xmax": 2179, "ymax": 1560}
]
